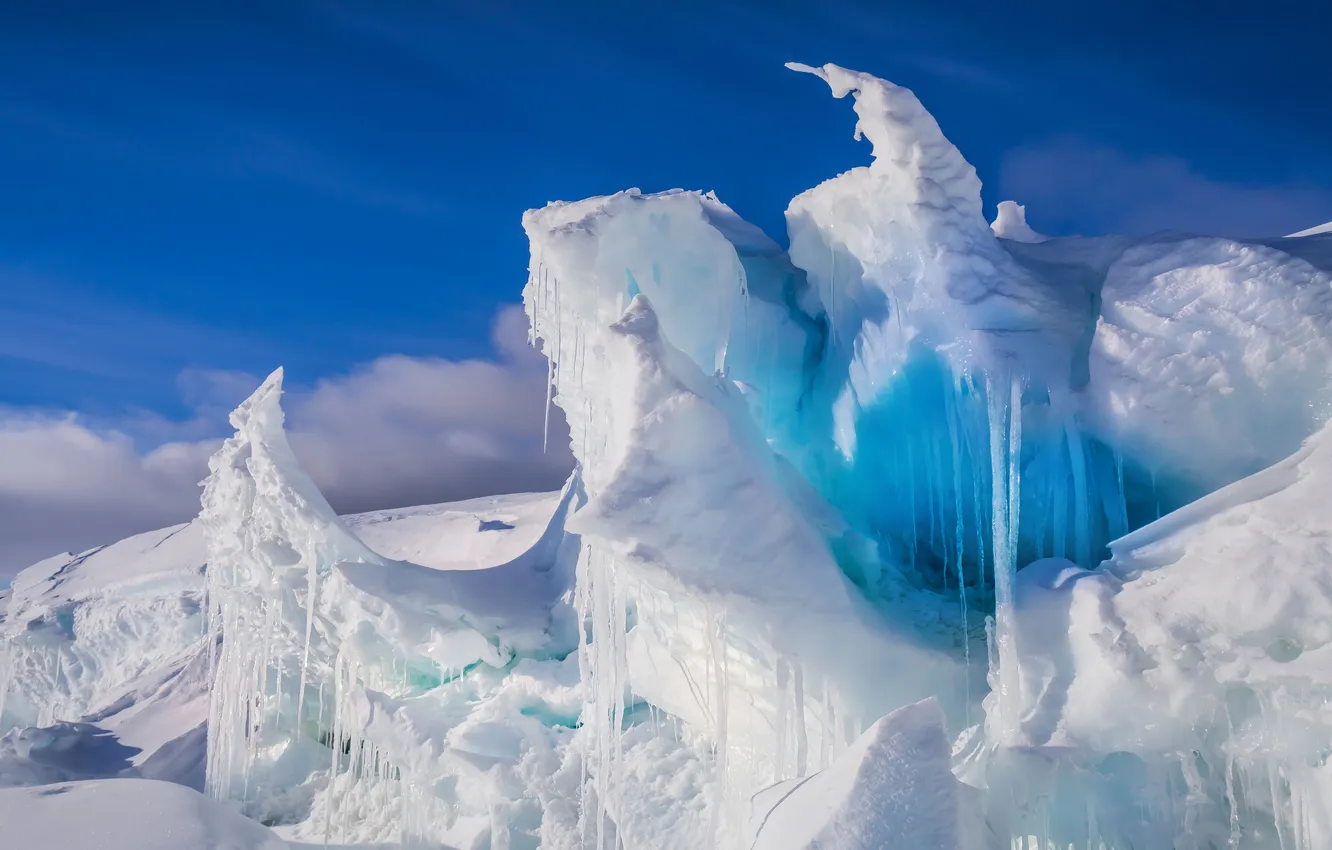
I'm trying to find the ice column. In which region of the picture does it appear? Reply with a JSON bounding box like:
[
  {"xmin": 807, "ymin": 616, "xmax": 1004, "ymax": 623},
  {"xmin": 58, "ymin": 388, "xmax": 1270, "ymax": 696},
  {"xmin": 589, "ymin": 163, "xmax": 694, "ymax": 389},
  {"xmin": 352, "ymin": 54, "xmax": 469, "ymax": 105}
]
[{"xmin": 987, "ymin": 373, "xmax": 1023, "ymax": 743}]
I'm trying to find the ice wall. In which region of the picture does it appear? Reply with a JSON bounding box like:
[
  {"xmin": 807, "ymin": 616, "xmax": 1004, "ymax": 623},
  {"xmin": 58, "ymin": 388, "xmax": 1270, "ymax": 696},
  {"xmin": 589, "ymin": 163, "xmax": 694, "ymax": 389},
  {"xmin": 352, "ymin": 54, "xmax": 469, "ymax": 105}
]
[
  {"xmin": 524, "ymin": 195, "xmax": 968, "ymax": 848},
  {"xmin": 780, "ymin": 63, "xmax": 1141, "ymax": 644}
]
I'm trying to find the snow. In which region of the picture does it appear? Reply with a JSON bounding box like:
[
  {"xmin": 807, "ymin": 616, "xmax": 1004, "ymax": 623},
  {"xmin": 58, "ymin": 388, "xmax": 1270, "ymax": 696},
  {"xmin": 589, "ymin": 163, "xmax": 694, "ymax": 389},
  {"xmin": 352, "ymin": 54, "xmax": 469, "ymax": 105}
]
[
  {"xmin": 5, "ymin": 59, "xmax": 1332, "ymax": 850},
  {"xmin": 990, "ymin": 201, "xmax": 1046, "ymax": 243},
  {"xmin": 748, "ymin": 698, "xmax": 986, "ymax": 850},
  {"xmin": 972, "ymin": 418, "xmax": 1332, "ymax": 847},
  {"xmin": 0, "ymin": 778, "xmax": 289, "ymax": 850}
]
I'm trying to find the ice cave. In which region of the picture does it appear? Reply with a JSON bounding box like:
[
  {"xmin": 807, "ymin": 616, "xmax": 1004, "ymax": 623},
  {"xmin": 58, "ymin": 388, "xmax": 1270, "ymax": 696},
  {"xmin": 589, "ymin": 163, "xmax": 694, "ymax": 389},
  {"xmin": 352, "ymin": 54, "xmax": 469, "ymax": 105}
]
[{"xmin": 3, "ymin": 62, "xmax": 1332, "ymax": 850}]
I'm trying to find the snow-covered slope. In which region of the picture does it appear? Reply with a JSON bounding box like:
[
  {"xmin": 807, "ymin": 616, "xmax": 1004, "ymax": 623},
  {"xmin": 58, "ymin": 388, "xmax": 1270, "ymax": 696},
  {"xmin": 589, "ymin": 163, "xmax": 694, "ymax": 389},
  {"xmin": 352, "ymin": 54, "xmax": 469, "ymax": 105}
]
[
  {"xmin": 0, "ymin": 778, "xmax": 289, "ymax": 850},
  {"xmin": 5, "ymin": 60, "xmax": 1332, "ymax": 850},
  {"xmin": 0, "ymin": 488, "xmax": 565, "ymax": 736}
]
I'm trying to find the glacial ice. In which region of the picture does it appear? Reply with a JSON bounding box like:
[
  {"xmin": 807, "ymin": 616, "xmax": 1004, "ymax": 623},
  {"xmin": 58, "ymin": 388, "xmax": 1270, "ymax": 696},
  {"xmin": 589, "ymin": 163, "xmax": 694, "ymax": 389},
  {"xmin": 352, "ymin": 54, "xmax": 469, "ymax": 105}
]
[{"xmin": 3, "ymin": 60, "xmax": 1332, "ymax": 850}]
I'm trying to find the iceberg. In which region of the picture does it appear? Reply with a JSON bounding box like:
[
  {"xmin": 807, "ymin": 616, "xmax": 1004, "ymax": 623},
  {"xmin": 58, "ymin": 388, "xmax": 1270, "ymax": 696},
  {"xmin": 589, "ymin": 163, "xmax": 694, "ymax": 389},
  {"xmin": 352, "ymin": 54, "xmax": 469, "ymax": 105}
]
[{"xmin": 4, "ymin": 60, "xmax": 1332, "ymax": 850}]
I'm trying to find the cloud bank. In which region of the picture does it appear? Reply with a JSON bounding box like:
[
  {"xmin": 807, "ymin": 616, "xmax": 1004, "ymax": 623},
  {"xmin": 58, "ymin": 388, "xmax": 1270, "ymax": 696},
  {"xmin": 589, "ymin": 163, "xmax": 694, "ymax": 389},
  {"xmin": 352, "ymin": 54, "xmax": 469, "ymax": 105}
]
[{"xmin": 0, "ymin": 305, "xmax": 573, "ymax": 579}]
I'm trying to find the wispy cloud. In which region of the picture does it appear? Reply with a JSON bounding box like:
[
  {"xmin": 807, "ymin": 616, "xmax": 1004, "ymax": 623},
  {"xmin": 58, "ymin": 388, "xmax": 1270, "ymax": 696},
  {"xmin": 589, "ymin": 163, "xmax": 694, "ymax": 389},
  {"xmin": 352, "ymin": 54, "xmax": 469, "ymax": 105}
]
[
  {"xmin": 0, "ymin": 90, "xmax": 450, "ymax": 222},
  {"xmin": 0, "ymin": 305, "xmax": 573, "ymax": 578},
  {"xmin": 0, "ymin": 264, "xmax": 262, "ymax": 383},
  {"xmin": 202, "ymin": 125, "xmax": 451, "ymax": 220},
  {"xmin": 999, "ymin": 137, "xmax": 1332, "ymax": 238}
]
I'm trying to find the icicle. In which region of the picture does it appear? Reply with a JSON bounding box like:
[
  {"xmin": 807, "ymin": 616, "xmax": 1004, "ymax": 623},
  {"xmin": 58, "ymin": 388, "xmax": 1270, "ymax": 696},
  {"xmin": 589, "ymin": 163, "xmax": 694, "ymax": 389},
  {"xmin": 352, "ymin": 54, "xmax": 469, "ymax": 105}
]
[
  {"xmin": 774, "ymin": 660, "xmax": 790, "ymax": 781},
  {"xmin": 295, "ymin": 554, "xmax": 317, "ymax": 737},
  {"xmin": 793, "ymin": 666, "xmax": 809, "ymax": 777},
  {"xmin": 1007, "ymin": 377, "xmax": 1023, "ymax": 571},
  {"xmin": 926, "ymin": 433, "xmax": 940, "ymax": 571},
  {"xmin": 1225, "ymin": 704, "xmax": 1242, "ymax": 848},
  {"xmin": 988, "ymin": 372, "xmax": 1023, "ymax": 744},
  {"xmin": 542, "ymin": 347, "xmax": 554, "ymax": 454},
  {"xmin": 1065, "ymin": 420, "xmax": 1091, "ymax": 567},
  {"xmin": 827, "ymin": 239, "xmax": 837, "ymax": 349},
  {"xmin": 946, "ymin": 382, "xmax": 970, "ymax": 720},
  {"xmin": 906, "ymin": 442, "xmax": 919, "ymax": 568}
]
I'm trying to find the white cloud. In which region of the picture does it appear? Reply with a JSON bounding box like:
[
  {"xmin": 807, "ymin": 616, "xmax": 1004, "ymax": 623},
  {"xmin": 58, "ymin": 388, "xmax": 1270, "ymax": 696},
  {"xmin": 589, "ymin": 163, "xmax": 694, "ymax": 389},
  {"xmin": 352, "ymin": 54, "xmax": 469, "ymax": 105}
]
[
  {"xmin": 0, "ymin": 305, "xmax": 572, "ymax": 579},
  {"xmin": 999, "ymin": 137, "xmax": 1332, "ymax": 238}
]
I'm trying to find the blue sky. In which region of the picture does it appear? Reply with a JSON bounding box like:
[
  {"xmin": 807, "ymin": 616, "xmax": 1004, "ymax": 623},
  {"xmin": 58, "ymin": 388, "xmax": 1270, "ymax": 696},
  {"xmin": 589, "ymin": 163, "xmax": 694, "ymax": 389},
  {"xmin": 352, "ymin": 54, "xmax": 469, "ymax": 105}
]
[{"xmin": 0, "ymin": 0, "xmax": 1329, "ymax": 572}]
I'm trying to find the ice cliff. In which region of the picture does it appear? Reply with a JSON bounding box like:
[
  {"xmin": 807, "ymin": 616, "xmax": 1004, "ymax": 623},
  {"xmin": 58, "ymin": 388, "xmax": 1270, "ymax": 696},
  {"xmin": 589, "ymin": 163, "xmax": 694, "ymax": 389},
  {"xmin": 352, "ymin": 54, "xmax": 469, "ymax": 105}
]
[{"xmin": 3, "ymin": 61, "xmax": 1332, "ymax": 850}]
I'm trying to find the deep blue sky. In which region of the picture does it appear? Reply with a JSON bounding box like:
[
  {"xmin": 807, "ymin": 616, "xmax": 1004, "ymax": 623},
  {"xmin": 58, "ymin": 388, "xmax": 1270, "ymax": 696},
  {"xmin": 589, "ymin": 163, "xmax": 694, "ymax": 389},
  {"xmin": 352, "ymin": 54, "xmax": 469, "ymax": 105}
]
[{"xmin": 3, "ymin": 0, "xmax": 1330, "ymax": 423}]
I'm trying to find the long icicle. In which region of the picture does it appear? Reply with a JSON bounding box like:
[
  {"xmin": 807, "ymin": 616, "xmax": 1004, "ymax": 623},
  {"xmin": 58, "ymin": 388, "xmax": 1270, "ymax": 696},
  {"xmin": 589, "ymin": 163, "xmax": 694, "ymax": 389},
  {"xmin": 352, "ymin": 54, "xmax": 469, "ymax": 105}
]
[{"xmin": 988, "ymin": 372, "xmax": 1023, "ymax": 744}]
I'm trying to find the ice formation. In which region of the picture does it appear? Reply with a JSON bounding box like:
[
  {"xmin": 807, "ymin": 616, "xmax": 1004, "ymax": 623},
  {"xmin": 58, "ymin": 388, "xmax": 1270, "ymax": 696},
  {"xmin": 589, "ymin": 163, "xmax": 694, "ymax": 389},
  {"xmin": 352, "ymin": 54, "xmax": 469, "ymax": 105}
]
[
  {"xmin": 991, "ymin": 201, "xmax": 1047, "ymax": 243},
  {"xmin": 4, "ymin": 60, "xmax": 1332, "ymax": 850}
]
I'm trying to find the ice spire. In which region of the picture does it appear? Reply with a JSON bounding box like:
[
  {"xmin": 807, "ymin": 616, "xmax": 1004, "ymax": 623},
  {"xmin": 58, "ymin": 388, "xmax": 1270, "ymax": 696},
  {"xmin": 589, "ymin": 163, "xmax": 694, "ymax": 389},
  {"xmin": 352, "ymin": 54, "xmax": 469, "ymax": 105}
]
[{"xmin": 201, "ymin": 368, "xmax": 381, "ymax": 804}]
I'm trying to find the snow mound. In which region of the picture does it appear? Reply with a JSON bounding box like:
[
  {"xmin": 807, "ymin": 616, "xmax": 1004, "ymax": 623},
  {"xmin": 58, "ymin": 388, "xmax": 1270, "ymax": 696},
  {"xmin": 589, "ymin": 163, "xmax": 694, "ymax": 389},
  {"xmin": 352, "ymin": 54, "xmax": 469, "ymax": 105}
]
[
  {"xmin": 990, "ymin": 200, "xmax": 1046, "ymax": 243},
  {"xmin": 0, "ymin": 521, "xmax": 206, "ymax": 731},
  {"xmin": 0, "ymin": 778, "xmax": 289, "ymax": 850},
  {"xmin": 749, "ymin": 698, "xmax": 986, "ymax": 850}
]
